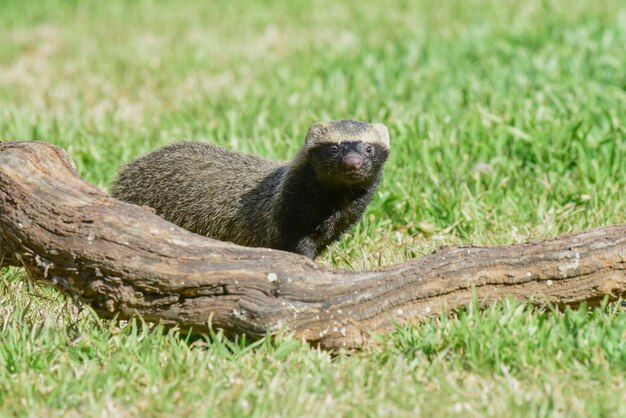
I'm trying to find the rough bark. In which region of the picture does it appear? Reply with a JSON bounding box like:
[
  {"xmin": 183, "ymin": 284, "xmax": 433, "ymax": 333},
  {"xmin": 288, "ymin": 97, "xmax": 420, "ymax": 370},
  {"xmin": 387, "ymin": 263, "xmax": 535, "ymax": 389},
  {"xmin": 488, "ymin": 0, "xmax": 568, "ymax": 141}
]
[{"xmin": 0, "ymin": 141, "xmax": 624, "ymax": 350}]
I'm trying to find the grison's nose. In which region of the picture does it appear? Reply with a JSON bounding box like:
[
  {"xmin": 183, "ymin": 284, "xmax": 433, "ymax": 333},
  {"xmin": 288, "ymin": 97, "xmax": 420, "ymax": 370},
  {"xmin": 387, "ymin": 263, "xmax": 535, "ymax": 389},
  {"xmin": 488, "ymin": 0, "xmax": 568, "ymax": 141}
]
[{"xmin": 342, "ymin": 155, "xmax": 363, "ymax": 171}]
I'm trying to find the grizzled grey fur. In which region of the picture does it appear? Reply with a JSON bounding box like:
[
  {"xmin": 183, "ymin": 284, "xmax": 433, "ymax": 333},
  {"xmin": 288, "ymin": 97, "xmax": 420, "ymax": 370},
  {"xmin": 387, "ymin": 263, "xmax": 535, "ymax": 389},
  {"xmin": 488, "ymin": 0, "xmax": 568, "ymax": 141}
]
[{"xmin": 111, "ymin": 120, "xmax": 390, "ymax": 259}]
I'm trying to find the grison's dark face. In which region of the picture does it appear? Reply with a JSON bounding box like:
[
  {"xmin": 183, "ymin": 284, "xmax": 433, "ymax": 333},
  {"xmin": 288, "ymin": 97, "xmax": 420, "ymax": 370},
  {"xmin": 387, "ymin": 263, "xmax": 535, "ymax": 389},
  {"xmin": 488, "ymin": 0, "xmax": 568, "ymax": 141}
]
[
  {"xmin": 309, "ymin": 140, "xmax": 389, "ymax": 186},
  {"xmin": 304, "ymin": 120, "xmax": 390, "ymax": 187}
]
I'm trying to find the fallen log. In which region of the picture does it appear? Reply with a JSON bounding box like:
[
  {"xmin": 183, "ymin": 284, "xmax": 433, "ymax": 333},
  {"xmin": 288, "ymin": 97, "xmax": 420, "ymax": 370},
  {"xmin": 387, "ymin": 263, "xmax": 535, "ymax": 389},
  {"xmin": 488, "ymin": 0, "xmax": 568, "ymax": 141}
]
[{"xmin": 0, "ymin": 141, "xmax": 624, "ymax": 350}]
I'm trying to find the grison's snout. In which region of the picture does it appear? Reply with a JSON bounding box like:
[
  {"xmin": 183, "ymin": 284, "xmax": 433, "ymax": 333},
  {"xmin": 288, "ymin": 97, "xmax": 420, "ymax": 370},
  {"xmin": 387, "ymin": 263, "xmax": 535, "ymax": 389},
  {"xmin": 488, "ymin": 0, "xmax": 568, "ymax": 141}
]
[{"xmin": 342, "ymin": 155, "xmax": 363, "ymax": 171}]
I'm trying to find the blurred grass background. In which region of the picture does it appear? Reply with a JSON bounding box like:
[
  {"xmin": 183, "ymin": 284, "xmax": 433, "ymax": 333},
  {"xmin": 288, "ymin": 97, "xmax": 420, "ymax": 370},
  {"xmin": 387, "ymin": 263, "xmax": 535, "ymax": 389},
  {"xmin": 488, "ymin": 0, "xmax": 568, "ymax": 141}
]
[{"xmin": 1, "ymin": 0, "xmax": 625, "ymax": 416}]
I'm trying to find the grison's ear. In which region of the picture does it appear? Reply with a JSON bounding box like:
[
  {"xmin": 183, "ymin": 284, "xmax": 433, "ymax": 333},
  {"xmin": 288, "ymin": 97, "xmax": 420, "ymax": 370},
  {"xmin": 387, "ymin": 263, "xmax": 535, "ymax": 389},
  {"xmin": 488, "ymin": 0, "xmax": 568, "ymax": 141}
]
[
  {"xmin": 305, "ymin": 122, "xmax": 330, "ymax": 146},
  {"xmin": 373, "ymin": 123, "xmax": 390, "ymax": 148}
]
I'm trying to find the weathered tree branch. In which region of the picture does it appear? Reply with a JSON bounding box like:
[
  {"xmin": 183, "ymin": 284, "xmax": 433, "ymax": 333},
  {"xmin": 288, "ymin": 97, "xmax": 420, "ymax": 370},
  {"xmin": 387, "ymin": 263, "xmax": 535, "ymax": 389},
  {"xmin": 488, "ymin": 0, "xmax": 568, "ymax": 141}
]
[{"xmin": 1, "ymin": 141, "xmax": 625, "ymax": 349}]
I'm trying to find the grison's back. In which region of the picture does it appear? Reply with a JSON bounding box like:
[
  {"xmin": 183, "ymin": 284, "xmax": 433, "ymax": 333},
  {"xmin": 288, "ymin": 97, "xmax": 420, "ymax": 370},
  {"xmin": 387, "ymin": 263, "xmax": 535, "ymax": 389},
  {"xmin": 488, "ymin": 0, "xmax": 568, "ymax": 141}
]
[{"xmin": 112, "ymin": 142, "xmax": 284, "ymax": 246}]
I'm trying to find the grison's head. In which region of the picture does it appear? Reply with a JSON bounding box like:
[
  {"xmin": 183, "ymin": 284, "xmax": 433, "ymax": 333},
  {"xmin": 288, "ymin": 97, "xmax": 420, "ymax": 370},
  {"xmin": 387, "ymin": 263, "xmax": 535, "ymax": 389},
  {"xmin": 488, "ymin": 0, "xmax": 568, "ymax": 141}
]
[{"xmin": 304, "ymin": 120, "xmax": 390, "ymax": 186}]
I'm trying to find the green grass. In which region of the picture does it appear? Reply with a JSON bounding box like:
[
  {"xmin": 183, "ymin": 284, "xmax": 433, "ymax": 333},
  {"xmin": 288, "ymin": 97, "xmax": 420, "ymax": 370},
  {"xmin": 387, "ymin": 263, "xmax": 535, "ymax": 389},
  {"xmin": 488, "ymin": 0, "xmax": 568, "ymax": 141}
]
[{"xmin": 1, "ymin": 0, "xmax": 625, "ymax": 416}]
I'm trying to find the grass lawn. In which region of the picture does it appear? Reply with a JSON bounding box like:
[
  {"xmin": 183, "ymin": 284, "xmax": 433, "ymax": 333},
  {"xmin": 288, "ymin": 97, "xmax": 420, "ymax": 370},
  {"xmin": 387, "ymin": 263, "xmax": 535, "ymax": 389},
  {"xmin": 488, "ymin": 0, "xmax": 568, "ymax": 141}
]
[{"xmin": 1, "ymin": 0, "xmax": 625, "ymax": 416}]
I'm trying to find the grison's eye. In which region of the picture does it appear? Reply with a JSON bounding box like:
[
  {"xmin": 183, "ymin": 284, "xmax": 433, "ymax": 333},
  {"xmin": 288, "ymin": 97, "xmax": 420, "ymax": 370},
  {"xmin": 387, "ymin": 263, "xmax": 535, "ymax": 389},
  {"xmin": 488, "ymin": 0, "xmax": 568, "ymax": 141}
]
[
  {"xmin": 364, "ymin": 145, "xmax": 374, "ymax": 155},
  {"xmin": 327, "ymin": 145, "xmax": 340, "ymax": 156}
]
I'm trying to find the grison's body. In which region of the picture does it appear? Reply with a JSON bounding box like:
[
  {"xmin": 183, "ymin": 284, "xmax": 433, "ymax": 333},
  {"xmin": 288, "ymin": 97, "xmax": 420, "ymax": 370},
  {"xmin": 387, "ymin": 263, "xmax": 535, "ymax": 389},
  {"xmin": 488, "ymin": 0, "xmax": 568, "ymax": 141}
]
[{"xmin": 112, "ymin": 120, "xmax": 390, "ymax": 259}]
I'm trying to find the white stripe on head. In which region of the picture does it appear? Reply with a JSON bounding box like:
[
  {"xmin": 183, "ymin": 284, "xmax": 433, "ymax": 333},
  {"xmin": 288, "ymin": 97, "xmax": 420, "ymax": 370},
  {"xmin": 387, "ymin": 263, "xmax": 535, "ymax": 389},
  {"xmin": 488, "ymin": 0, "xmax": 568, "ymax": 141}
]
[{"xmin": 304, "ymin": 120, "xmax": 390, "ymax": 150}]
